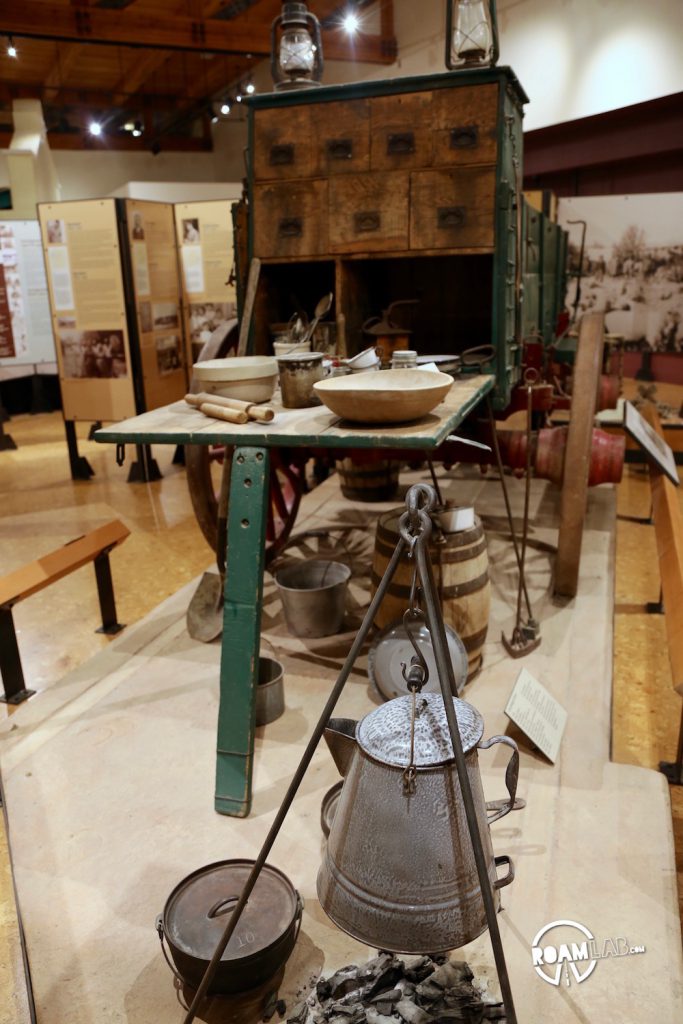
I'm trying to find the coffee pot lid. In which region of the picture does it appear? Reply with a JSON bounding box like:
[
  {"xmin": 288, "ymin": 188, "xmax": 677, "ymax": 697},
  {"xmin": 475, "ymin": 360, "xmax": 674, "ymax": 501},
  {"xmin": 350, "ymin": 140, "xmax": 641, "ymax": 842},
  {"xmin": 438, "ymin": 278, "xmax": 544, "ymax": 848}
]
[{"xmin": 357, "ymin": 692, "xmax": 484, "ymax": 767}]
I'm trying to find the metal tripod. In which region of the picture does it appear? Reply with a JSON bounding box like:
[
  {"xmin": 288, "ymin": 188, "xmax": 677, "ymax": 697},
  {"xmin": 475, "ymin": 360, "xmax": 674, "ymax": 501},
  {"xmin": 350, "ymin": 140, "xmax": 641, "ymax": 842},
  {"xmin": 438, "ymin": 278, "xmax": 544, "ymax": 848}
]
[{"xmin": 180, "ymin": 483, "xmax": 518, "ymax": 1024}]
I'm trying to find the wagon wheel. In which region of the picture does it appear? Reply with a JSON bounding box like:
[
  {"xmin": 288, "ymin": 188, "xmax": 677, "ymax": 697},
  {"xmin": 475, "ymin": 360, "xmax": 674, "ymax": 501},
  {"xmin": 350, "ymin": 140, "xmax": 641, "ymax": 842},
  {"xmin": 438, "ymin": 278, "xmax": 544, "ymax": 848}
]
[
  {"xmin": 554, "ymin": 312, "xmax": 605, "ymax": 597},
  {"xmin": 186, "ymin": 445, "xmax": 306, "ymax": 567}
]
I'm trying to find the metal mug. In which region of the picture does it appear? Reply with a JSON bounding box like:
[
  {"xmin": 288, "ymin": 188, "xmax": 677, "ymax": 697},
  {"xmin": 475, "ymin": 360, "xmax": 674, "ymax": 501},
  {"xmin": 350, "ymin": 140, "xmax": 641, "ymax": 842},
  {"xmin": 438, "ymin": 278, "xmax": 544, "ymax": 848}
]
[
  {"xmin": 317, "ymin": 692, "xmax": 518, "ymax": 953},
  {"xmin": 276, "ymin": 351, "xmax": 326, "ymax": 408}
]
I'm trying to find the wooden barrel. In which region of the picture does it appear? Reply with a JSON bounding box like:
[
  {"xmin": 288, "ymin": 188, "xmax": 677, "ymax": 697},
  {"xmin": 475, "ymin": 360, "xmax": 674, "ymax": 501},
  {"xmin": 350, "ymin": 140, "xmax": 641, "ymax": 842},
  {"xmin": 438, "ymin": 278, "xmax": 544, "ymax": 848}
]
[
  {"xmin": 338, "ymin": 458, "xmax": 400, "ymax": 502},
  {"xmin": 371, "ymin": 508, "xmax": 490, "ymax": 682}
]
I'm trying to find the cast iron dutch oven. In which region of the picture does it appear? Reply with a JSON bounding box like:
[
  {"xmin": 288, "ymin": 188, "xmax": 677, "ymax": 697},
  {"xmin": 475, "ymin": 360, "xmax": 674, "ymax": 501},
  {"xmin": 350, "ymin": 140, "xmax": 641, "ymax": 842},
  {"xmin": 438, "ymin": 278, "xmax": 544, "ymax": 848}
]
[{"xmin": 157, "ymin": 858, "xmax": 303, "ymax": 995}]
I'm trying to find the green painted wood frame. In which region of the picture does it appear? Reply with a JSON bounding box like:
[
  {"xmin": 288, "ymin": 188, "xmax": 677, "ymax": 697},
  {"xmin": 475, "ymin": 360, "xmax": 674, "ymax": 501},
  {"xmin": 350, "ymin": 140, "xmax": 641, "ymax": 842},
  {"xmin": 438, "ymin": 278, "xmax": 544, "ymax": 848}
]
[{"xmin": 214, "ymin": 445, "xmax": 270, "ymax": 817}]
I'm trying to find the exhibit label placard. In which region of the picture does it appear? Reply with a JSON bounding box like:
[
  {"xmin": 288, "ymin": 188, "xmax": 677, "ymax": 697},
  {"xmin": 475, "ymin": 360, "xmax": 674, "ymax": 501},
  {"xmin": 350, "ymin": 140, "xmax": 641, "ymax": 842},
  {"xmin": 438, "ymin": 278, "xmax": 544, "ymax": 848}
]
[
  {"xmin": 124, "ymin": 199, "xmax": 187, "ymax": 411},
  {"xmin": 623, "ymin": 399, "xmax": 679, "ymax": 485},
  {"xmin": 0, "ymin": 220, "xmax": 56, "ymax": 368},
  {"xmin": 174, "ymin": 200, "xmax": 236, "ymax": 367},
  {"xmin": 39, "ymin": 200, "xmax": 136, "ymax": 422},
  {"xmin": 505, "ymin": 667, "xmax": 568, "ymax": 763}
]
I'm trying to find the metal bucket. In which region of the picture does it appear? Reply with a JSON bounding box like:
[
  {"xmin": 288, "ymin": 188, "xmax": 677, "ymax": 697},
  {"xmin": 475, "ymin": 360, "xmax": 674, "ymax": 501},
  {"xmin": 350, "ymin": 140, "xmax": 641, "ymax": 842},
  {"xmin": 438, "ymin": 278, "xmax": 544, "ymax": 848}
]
[
  {"xmin": 275, "ymin": 559, "xmax": 351, "ymax": 638},
  {"xmin": 157, "ymin": 859, "xmax": 303, "ymax": 996},
  {"xmin": 256, "ymin": 657, "xmax": 285, "ymax": 726}
]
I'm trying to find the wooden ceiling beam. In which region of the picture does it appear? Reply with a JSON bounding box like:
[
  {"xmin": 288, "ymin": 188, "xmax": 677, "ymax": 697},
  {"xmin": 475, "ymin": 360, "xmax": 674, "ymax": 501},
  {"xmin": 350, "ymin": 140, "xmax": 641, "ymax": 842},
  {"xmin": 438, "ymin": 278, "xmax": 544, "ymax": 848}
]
[
  {"xmin": 0, "ymin": 80, "xmax": 184, "ymax": 111},
  {"xmin": 111, "ymin": 49, "xmax": 174, "ymax": 106},
  {"xmin": 44, "ymin": 41, "xmax": 83, "ymax": 99},
  {"xmin": 1, "ymin": 2, "xmax": 396, "ymax": 62}
]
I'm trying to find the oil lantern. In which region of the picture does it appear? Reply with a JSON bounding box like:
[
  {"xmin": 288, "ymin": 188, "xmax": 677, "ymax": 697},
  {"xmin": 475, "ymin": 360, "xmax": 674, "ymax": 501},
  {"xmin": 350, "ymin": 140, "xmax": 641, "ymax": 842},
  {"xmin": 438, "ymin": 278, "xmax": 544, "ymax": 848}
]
[
  {"xmin": 445, "ymin": 0, "xmax": 499, "ymax": 69},
  {"xmin": 271, "ymin": 1, "xmax": 324, "ymax": 91}
]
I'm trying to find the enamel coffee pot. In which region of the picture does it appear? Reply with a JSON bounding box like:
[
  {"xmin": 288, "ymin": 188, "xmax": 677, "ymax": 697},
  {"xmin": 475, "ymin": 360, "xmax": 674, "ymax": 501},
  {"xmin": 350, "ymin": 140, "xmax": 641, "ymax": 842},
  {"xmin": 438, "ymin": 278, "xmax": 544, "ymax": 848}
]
[{"xmin": 317, "ymin": 692, "xmax": 518, "ymax": 953}]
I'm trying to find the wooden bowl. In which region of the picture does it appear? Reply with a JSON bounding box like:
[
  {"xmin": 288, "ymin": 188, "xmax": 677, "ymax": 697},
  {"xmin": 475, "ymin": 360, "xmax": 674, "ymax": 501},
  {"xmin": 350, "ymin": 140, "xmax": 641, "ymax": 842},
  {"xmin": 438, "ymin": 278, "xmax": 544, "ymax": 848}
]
[{"xmin": 313, "ymin": 369, "xmax": 453, "ymax": 424}]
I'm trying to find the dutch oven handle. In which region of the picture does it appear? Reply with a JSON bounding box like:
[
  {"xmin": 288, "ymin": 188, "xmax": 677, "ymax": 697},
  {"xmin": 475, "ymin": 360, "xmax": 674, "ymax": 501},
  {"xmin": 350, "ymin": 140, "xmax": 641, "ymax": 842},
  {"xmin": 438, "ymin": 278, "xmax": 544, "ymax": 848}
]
[
  {"xmin": 478, "ymin": 735, "xmax": 519, "ymax": 824},
  {"xmin": 156, "ymin": 914, "xmax": 189, "ymax": 988},
  {"xmin": 293, "ymin": 892, "xmax": 305, "ymax": 943}
]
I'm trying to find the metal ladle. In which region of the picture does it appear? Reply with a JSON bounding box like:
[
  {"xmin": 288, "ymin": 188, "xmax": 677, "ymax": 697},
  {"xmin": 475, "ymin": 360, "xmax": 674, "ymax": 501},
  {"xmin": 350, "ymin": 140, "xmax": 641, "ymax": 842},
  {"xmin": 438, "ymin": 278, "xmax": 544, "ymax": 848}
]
[{"xmin": 304, "ymin": 292, "xmax": 333, "ymax": 349}]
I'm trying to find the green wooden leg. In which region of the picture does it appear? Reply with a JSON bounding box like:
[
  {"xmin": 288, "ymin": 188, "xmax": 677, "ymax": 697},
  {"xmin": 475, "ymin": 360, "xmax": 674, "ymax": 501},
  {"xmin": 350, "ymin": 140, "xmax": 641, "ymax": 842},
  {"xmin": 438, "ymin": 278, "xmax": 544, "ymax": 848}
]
[{"xmin": 214, "ymin": 446, "xmax": 269, "ymax": 817}]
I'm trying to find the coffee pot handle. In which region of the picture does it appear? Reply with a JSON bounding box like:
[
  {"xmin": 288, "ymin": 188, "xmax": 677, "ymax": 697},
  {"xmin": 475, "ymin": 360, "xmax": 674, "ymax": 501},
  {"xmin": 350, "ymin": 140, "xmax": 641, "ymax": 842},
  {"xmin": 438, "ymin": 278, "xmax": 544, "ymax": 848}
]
[{"xmin": 478, "ymin": 735, "xmax": 519, "ymax": 824}]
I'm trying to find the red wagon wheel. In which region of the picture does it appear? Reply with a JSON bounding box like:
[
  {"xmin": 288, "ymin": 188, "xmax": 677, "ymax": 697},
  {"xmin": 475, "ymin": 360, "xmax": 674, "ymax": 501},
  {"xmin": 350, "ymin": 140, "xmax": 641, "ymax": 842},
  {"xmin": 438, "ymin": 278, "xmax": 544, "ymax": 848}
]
[{"xmin": 186, "ymin": 445, "xmax": 306, "ymax": 567}]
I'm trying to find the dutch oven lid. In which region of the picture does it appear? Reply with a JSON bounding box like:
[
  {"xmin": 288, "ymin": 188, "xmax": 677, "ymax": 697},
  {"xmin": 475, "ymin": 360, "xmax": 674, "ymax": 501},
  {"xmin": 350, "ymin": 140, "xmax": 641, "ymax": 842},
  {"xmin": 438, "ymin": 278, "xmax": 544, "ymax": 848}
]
[
  {"xmin": 164, "ymin": 859, "xmax": 298, "ymax": 962},
  {"xmin": 357, "ymin": 692, "xmax": 484, "ymax": 767}
]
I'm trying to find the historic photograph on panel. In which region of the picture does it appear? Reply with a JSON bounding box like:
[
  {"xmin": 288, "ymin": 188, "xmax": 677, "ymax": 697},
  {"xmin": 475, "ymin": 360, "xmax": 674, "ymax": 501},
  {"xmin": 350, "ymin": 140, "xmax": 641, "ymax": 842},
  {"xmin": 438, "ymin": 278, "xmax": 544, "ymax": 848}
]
[
  {"xmin": 188, "ymin": 301, "xmax": 235, "ymax": 354},
  {"xmin": 559, "ymin": 194, "xmax": 683, "ymax": 351},
  {"xmin": 59, "ymin": 329, "xmax": 128, "ymax": 379},
  {"xmin": 46, "ymin": 219, "xmax": 66, "ymax": 245},
  {"xmin": 138, "ymin": 301, "xmax": 152, "ymax": 333},
  {"xmin": 155, "ymin": 334, "xmax": 183, "ymax": 375},
  {"xmin": 182, "ymin": 218, "xmax": 200, "ymax": 244},
  {"xmin": 152, "ymin": 301, "xmax": 179, "ymax": 330},
  {"xmin": 131, "ymin": 212, "xmax": 145, "ymax": 240}
]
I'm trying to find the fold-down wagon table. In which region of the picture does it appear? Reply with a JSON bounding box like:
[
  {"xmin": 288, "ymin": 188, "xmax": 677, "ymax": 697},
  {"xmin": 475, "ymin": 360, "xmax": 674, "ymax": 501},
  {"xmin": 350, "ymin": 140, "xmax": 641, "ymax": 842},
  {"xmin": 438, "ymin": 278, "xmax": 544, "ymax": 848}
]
[{"xmin": 96, "ymin": 373, "xmax": 494, "ymax": 816}]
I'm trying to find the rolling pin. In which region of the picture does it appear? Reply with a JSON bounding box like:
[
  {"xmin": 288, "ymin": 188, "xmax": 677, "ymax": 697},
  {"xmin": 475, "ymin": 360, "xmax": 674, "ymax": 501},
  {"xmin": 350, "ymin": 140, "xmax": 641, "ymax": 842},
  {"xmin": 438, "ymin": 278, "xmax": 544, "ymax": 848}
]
[
  {"xmin": 199, "ymin": 402, "xmax": 248, "ymax": 424},
  {"xmin": 185, "ymin": 392, "xmax": 275, "ymax": 423}
]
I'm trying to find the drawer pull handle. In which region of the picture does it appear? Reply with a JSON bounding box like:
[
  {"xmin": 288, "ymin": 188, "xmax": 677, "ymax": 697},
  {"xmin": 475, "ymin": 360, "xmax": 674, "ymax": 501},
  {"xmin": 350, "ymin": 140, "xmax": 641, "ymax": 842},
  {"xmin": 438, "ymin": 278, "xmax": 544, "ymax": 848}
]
[
  {"xmin": 450, "ymin": 125, "xmax": 479, "ymax": 149},
  {"xmin": 387, "ymin": 131, "xmax": 415, "ymax": 156},
  {"xmin": 278, "ymin": 217, "xmax": 303, "ymax": 238},
  {"xmin": 354, "ymin": 211, "xmax": 381, "ymax": 234},
  {"xmin": 270, "ymin": 143, "xmax": 295, "ymax": 166},
  {"xmin": 438, "ymin": 206, "xmax": 467, "ymax": 230},
  {"xmin": 327, "ymin": 138, "xmax": 353, "ymax": 160}
]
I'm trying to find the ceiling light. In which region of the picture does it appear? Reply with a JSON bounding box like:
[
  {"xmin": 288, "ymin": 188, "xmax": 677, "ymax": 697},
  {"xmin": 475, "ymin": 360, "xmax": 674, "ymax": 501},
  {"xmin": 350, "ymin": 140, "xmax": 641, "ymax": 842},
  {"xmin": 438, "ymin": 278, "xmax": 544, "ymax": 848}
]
[
  {"xmin": 6, "ymin": 37, "xmax": 17, "ymax": 58},
  {"xmin": 245, "ymin": 81, "xmax": 255, "ymax": 95},
  {"xmin": 123, "ymin": 121, "xmax": 135, "ymax": 131},
  {"xmin": 342, "ymin": 11, "xmax": 360, "ymax": 34},
  {"xmin": 220, "ymin": 101, "xmax": 231, "ymax": 115},
  {"xmin": 132, "ymin": 128, "xmax": 142, "ymax": 137},
  {"xmin": 236, "ymin": 93, "xmax": 243, "ymax": 102},
  {"xmin": 88, "ymin": 121, "xmax": 102, "ymax": 137}
]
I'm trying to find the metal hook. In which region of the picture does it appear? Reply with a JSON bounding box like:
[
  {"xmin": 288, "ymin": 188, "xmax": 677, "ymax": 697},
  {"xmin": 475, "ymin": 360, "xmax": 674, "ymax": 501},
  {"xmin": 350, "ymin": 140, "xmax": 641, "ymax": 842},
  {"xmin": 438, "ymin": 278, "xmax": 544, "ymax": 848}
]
[{"xmin": 400, "ymin": 607, "xmax": 429, "ymax": 692}]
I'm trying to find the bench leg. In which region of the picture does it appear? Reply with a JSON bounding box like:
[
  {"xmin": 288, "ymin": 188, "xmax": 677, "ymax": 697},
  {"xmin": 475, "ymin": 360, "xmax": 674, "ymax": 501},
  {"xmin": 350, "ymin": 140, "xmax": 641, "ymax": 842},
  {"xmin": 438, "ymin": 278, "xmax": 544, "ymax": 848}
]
[
  {"xmin": 214, "ymin": 446, "xmax": 269, "ymax": 818},
  {"xmin": 0, "ymin": 608, "xmax": 35, "ymax": 704},
  {"xmin": 93, "ymin": 553, "xmax": 125, "ymax": 635}
]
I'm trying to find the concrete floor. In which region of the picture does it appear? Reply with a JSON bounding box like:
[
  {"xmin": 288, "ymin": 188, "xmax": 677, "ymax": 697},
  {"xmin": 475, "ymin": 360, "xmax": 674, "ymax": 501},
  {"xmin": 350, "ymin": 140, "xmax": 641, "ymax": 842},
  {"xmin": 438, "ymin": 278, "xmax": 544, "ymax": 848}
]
[{"xmin": 0, "ymin": 400, "xmax": 681, "ymax": 1020}]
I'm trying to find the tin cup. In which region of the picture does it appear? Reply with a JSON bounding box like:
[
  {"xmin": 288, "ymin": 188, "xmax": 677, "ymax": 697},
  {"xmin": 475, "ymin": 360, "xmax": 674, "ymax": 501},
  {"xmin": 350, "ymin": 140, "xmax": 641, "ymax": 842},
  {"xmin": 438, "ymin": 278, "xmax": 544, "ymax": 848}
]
[{"xmin": 276, "ymin": 351, "xmax": 326, "ymax": 408}]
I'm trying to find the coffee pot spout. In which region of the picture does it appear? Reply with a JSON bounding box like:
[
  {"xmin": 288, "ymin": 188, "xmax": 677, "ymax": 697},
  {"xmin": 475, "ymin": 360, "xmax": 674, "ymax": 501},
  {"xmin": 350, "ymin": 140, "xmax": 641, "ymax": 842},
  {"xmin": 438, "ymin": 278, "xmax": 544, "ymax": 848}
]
[{"xmin": 324, "ymin": 719, "xmax": 358, "ymax": 777}]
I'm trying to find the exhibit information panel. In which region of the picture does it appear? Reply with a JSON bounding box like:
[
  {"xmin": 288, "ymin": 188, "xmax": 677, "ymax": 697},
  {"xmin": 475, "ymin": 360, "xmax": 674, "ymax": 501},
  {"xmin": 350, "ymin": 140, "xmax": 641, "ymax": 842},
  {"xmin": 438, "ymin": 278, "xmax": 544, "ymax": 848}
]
[
  {"xmin": 124, "ymin": 199, "xmax": 187, "ymax": 410},
  {"xmin": 38, "ymin": 199, "xmax": 136, "ymax": 422},
  {"xmin": 174, "ymin": 200, "xmax": 236, "ymax": 366},
  {"xmin": 0, "ymin": 220, "xmax": 55, "ymax": 369}
]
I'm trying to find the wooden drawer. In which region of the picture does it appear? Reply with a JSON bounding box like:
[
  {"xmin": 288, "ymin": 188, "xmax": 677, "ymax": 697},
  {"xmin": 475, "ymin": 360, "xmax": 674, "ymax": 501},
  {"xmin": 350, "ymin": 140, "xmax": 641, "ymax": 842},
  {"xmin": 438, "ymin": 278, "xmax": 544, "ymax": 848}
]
[
  {"xmin": 253, "ymin": 180, "xmax": 328, "ymax": 258},
  {"xmin": 431, "ymin": 84, "xmax": 498, "ymax": 166},
  {"xmin": 252, "ymin": 106, "xmax": 316, "ymax": 181},
  {"xmin": 410, "ymin": 168, "xmax": 495, "ymax": 250},
  {"xmin": 329, "ymin": 172, "xmax": 409, "ymax": 254},
  {"xmin": 312, "ymin": 99, "xmax": 370, "ymax": 175},
  {"xmin": 369, "ymin": 92, "xmax": 433, "ymax": 171}
]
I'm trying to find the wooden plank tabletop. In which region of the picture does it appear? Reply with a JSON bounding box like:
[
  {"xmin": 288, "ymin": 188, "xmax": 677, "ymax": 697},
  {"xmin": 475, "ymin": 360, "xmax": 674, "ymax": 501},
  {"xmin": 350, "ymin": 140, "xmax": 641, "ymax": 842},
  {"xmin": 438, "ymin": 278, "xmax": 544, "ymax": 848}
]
[{"xmin": 94, "ymin": 374, "xmax": 494, "ymax": 451}]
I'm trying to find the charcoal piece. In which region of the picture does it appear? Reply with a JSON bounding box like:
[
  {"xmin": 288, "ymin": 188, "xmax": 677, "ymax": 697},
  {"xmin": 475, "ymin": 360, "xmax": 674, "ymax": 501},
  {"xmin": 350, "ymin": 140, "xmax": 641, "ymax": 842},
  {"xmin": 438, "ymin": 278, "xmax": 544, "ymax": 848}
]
[
  {"xmin": 320, "ymin": 966, "xmax": 364, "ymax": 1002},
  {"xmin": 371, "ymin": 988, "xmax": 402, "ymax": 1005},
  {"xmin": 365, "ymin": 1010, "xmax": 397, "ymax": 1024},
  {"xmin": 365, "ymin": 965, "xmax": 405, "ymax": 1000},
  {"xmin": 396, "ymin": 1000, "xmax": 433, "ymax": 1024},
  {"xmin": 287, "ymin": 1001, "xmax": 309, "ymax": 1024},
  {"xmin": 415, "ymin": 980, "xmax": 443, "ymax": 1003},
  {"xmin": 276, "ymin": 1001, "xmax": 288, "ymax": 1018},
  {"xmin": 263, "ymin": 991, "xmax": 279, "ymax": 1021},
  {"xmin": 404, "ymin": 958, "xmax": 435, "ymax": 984},
  {"xmin": 431, "ymin": 962, "xmax": 474, "ymax": 990},
  {"xmin": 482, "ymin": 1008, "xmax": 506, "ymax": 1020}
]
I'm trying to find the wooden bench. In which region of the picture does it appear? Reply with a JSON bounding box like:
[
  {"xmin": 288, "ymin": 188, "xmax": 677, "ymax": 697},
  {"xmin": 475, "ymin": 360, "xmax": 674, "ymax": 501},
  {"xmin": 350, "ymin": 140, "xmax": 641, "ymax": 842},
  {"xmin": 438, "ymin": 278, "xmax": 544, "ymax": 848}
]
[
  {"xmin": 0, "ymin": 520, "xmax": 130, "ymax": 705},
  {"xmin": 641, "ymin": 404, "xmax": 683, "ymax": 785}
]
